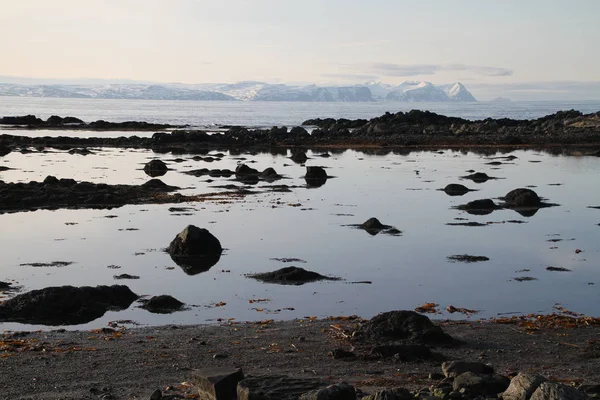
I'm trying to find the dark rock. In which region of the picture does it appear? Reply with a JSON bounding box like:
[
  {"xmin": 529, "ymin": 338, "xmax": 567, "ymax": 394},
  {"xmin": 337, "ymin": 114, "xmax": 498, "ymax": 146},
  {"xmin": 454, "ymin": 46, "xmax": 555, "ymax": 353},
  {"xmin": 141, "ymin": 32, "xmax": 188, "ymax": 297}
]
[
  {"xmin": 442, "ymin": 361, "xmax": 494, "ymax": 377},
  {"xmin": 141, "ymin": 178, "xmax": 173, "ymax": 190},
  {"xmin": 43, "ymin": 175, "xmax": 60, "ymax": 185},
  {"xmin": 355, "ymin": 310, "xmax": 455, "ymax": 346},
  {"xmin": 0, "ymin": 146, "xmax": 12, "ymax": 157},
  {"xmin": 457, "ymin": 199, "xmax": 498, "ymax": 215},
  {"xmin": 462, "ymin": 172, "xmax": 492, "ymax": 183},
  {"xmin": 502, "ymin": 373, "xmax": 547, "ymax": 400},
  {"xmin": 362, "ymin": 388, "xmax": 413, "ymax": 400},
  {"xmin": 235, "ymin": 164, "xmax": 259, "ymax": 177},
  {"xmin": 530, "ymin": 382, "xmax": 587, "ymax": 400},
  {"xmin": 259, "ymin": 167, "xmax": 281, "ymax": 181},
  {"xmin": 113, "ymin": 274, "xmax": 140, "ymax": 280},
  {"xmin": 143, "ymin": 159, "xmax": 168, "ymax": 177},
  {"xmin": 166, "ymin": 225, "xmax": 223, "ymax": 275},
  {"xmin": 503, "ymin": 188, "xmax": 542, "ymax": 207},
  {"xmin": 446, "ymin": 255, "xmax": 490, "ymax": 263},
  {"xmin": 443, "ymin": 184, "xmax": 472, "ymax": 196},
  {"xmin": 68, "ymin": 148, "xmax": 93, "ymax": 155},
  {"xmin": 290, "ymin": 150, "xmax": 308, "ymax": 164},
  {"xmin": 237, "ymin": 375, "xmax": 327, "ymax": 400},
  {"xmin": 247, "ymin": 266, "xmax": 340, "ymax": 285},
  {"xmin": 452, "ymin": 372, "xmax": 510, "ymax": 396},
  {"xmin": 0, "ymin": 281, "xmax": 12, "ymax": 290},
  {"xmin": 370, "ymin": 344, "xmax": 433, "ymax": 361},
  {"xmin": 0, "ymin": 285, "xmax": 138, "ymax": 325},
  {"xmin": 193, "ymin": 367, "xmax": 245, "ymax": 400},
  {"xmin": 305, "ymin": 166, "xmax": 328, "ymax": 187},
  {"xmin": 139, "ymin": 295, "xmax": 185, "ymax": 314},
  {"xmin": 0, "ymin": 115, "xmax": 43, "ymax": 125},
  {"xmin": 299, "ymin": 382, "xmax": 356, "ymax": 400}
]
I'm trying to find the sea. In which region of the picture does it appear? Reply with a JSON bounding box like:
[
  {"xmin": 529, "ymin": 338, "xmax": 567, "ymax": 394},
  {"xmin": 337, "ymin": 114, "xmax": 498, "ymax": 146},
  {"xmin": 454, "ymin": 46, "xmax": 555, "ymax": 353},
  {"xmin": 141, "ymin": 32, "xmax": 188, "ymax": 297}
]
[{"xmin": 1, "ymin": 96, "xmax": 600, "ymax": 331}]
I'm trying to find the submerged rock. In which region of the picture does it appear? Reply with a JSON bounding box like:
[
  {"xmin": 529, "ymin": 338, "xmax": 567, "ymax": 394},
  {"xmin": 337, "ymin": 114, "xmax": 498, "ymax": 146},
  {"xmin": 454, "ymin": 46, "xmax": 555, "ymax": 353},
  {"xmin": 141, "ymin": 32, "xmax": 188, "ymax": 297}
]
[
  {"xmin": 457, "ymin": 199, "xmax": 498, "ymax": 215},
  {"xmin": 350, "ymin": 217, "xmax": 402, "ymax": 236},
  {"xmin": 0, "ymin": 285, "xmax": 138, "ymax": 325},
  {"xmin": 355, "ymin": 310, "xmax": 455, "ymax": 346},
  {"xmin": 139, "ymin": 295, "xmax": 185, "ymax": 314},
  {"xmin": 443, "ymin": 183, "xmax": 473, "ymax": 196},
  {"xmin": 247, "ymin": 266, "xmax": 340, "ymax": 285},
  {"xmin": 462, "ymin": 172, "xmax": 494, "ymax": 183}
]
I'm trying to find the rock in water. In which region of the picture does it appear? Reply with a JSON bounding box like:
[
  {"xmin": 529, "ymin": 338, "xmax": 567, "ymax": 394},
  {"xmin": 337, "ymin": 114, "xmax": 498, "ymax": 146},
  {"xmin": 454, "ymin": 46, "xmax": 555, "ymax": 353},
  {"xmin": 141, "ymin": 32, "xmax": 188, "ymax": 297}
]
[
  {"xmin": 143, "ymin": 159, "xmax": 168, "ymax": 177},
  {"xmin": 305, "ymin": 166, "xmax": 328, "ymax": 187},
  {"xmin": 443, "ymin": 183, "xmax": 471, "ymax": 196},
  {"xmin": 247, "ymin": 266, "xmax": 340, "ymax": 285},
  {"xmin": 504, "ymin": 188, "xmax": 542, "ymax": 207},
  {"xmin": 166, "ymin": 225, "xmax": 223, "ymax": 275},
  {"xmin": 0, "ymin": 285, "xmax": 138, "ymax": 325},
  {"xmin": 139, "ymin": 295, "xmax": 185, "ymax": 314},
  {"xmin": 355, "ymin": 310, "xmax": 455, "ymax": 346}
]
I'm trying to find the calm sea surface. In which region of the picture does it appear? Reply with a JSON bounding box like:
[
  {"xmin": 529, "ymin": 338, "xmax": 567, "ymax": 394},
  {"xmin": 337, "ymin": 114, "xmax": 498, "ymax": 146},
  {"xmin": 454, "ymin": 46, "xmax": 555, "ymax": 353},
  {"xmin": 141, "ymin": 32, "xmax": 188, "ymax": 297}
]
[{"xmin": 0, "ymin": 97, "xmax": 599, "ymax": 330}]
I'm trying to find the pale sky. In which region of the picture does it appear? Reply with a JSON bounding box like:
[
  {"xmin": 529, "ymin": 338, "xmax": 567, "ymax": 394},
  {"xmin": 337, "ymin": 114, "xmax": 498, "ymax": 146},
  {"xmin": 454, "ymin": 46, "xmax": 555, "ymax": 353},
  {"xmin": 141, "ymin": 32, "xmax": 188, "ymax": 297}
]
[{"xmin": 1, "ymin": 0, "xmax": 599, "ymax": 99}]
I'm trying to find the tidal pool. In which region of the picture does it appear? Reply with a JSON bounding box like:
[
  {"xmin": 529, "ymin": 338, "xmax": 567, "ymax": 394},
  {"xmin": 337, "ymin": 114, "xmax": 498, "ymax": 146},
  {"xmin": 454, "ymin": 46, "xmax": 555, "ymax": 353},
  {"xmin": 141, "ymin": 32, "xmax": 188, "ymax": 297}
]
[{"xmin": 1, "ymin": 147, "xmax": 599, "ymax": 330}]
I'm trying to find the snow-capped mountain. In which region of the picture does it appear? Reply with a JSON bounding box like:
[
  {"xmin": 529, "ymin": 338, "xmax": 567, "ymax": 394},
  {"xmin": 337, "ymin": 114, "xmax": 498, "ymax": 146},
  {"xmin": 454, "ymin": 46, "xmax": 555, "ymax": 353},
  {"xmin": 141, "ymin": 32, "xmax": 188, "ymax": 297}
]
[{"xmin": 0, "ymin": 80, "xmax": 476, "ymax": 102}]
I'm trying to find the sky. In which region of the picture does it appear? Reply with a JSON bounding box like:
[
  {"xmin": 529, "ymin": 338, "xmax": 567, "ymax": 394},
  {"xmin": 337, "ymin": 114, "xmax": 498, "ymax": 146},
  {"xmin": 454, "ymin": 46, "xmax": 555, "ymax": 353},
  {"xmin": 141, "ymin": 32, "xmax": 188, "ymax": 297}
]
[{"xmin": 0, "ymin": 0, "xmax": 599, "ymax": 100}]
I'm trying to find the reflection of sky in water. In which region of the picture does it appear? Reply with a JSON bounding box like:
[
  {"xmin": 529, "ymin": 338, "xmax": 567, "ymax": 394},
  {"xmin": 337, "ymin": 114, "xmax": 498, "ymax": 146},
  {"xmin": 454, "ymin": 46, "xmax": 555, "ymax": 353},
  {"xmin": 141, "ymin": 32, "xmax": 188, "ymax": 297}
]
[{"xmin": 1, "ymin": 148, "xmax": 599, "ymax": 331}]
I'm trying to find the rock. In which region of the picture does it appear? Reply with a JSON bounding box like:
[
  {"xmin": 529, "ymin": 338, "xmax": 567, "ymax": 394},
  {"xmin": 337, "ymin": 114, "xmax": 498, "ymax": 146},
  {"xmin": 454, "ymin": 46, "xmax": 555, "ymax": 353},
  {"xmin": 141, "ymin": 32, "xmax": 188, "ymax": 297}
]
[
  {"xmin": 452, "ymin": 372, "xmax": 509, "ymax": 396},
  {"xmin": 0, "ymin": 115, "xmax": 43, "ymax": 125},
  {"xmin": 113, "ymin": 274, "xmax": 140, "ymax": 280},
  {"xmin": 0, "ymin": 146, "xmax": 12, "ymax": 157},
  {"xmin": 68, "ymin": 148, "xmax": 93, "ymax": 155},
  {"xmin": 193, "ymin": 367, "xmax": 244, "ymax": 400},
  {"xmin": 503, "ymin": 188, "xmax": 542, "ymax": 207},
  {"xmin": 290, "ymin": 149, "xmax": 308, "ymax": 164},
  {"xmin": 457, "ymin": 199, "xmax": 497, "ymax": 215},
  {"xmin": 143, "ymin": 159, "xmax": 168, "ymax": 177},
  {"xmin": 446, "ymin": 255, "xmax": 489, "ymax": 263},
  {"xmin": 0, "ymin": 285, "xmax": 138, "ymax": 325},
  {"xmin": 530, "ymin": 382, "xmax": 587, "ymax": 400},
  {"xmin": 259, "ymin": 167, "xmax": 281, "ymax": 181},
  {"xmin": 247, "ymin": 266, "xmax": 340, "ymax": 285},
  {"xmin": 369, "ymin": 344, "xmax": 433, "ymax": 361},
  {"xmin": 329, "ymin": 348, "xmax": 357, "ymax": 360},
  {"xmin": 0, "ymin": 281, "xmax": 12, "ymax": 290},
  {"xmin": 235, "ymin": 164, "xmax": 259, "ymax": 177},
  {"xmin": 166, "ymin": 225, "xmax": 222, "ymax": 258},
  {"xmin": 356, "ymin": 310, "xmax": 455, "ymax": 346},
  {"xmin": 442, "ymin": 361, "xmax": 494, "ymax": 377},
  {"xmin": 362, "ymin": 388, "xmax": 413, "ymax": 400},
  {"xmin": 462, "ymin": 172, "xmax": 492, "ymax": 183},
  {"xmin": 299, "ymin": 382, "xmax": 356, "ymax": 400},
  {"xmin": 237, "ymin": 375, "xmax": 327, "ymax": 400},
  {"xmin": 502, "ymin": 373, "xmax": 547, "ymax": 400},
  {"xmin": 139, "ymin": 295, "xmax": 185, "ymax": 314},
  {"xmin": 305, "ymin": 166, "xmax": 328, "ymax": 187},
  {"xmin": 149, "ymin": 389, "xmax": 162, "ymax": 400},
  {"xmin": 443, "ymin": 184, "xmax": 472, "ymax": 196},
  {"xmin": 360, "ymin": 217, "xmax": 391, "ymax": 231}
]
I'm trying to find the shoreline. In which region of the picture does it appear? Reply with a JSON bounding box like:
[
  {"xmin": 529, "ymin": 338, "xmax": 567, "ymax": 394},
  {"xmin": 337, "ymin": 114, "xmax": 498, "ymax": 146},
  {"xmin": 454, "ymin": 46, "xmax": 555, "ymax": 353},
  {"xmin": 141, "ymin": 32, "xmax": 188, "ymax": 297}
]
[{"xmin": 1, "ymin": 316, "xmax": 600, "ymax": 399}]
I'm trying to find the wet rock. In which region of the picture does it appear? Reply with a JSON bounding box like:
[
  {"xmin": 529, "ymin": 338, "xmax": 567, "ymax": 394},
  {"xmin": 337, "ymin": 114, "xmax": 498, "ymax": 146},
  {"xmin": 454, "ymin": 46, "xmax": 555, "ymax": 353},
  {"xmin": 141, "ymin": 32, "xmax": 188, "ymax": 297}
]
[
  {"xmin": 139, "ymin": 295, "xmax": 185, "ymax": 314},
  {"xmin": 502, "ymin": 373, "xmax": 547, "ymax": 400},
  {"xmin": 290, "ymin": 149, "xmax": 308, "ymax": 164},
  {"xmin": 237, "ymin": 375, "xmax": 327, "ymax": 400},
  {"xmin": 462, "ymin": 172, "xmax": 493, "ymax": 183},
  {"xmin": 193, "ymin": 367, "xmax": 245, "ymax": 400},
  {"xmin": 442, "ymin": 361, "xmax": 493, "ymax": 378},
  {"xmin": 305, "ymin": 166, "xmax": 328, "ymax": 187},
  {"xmin": 166, "ymin": 225, "xmax": 223, "ymax": 275},
  {"xmin": 530, "ymin": 382, "xmax": 587, "ymax": 400},
  {"xmin": 235, "ymin": 164, "xmax": 259, "ymax": 177},
  {"xmin": 247, "ymin": 266, "xmax": 340, "ymax": 285},
  {"xmin": 143, "ymin": 159, "xmax": 168, "ymax": 177},
  {"xmin": 259, "ymin": 167, "xmax": 281, "ymax": 181},
  {"xmin": 442, "ymin": 184, "xmax": 473, "ymax": 196},
  {"xmin": 446, "ymin": 255, "xmax": 490, "ymax": 263},
  {"xmin": 457, "ymin": 199, "xmax": 498, "ymax": 215},
  {"xmin": 503, "ymin": 188, "xmax": 542, "ymax": 207},
  {"xmin": 370, "ymin": 344, "xmax": 433, "ymax": 361},
  {"xmin": 299, "ymin": 382, "xmax": 356, "ymax": 400},
  {"xmin": 362, "ymin": 388, "xmax": 413, "ymax": 400},
  {"xmin": 360, "ymin": 217, "xmax": 391, "ymax": 232},
  {"xmin": 0, "ymin": 285, "xmax": 138, "ymax": 325},
  {"xmin": 0, "ymin": 115, "xmax": 43, "ymax": 125},
  {"xmin": 355, "ymin": 310, "xmax": 455, "ymax": 346},
  {"xmin": 452, "ymin": 372, "xmax": 510, "ymax": 396}
]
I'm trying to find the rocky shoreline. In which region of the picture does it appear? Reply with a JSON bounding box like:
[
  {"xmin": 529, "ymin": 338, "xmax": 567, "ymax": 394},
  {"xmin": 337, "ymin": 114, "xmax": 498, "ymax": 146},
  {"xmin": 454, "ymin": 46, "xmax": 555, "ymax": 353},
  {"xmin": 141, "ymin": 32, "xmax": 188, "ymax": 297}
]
[{"xmin": 1, "ymin": 313, "xmax": 600, "ymax": 399}]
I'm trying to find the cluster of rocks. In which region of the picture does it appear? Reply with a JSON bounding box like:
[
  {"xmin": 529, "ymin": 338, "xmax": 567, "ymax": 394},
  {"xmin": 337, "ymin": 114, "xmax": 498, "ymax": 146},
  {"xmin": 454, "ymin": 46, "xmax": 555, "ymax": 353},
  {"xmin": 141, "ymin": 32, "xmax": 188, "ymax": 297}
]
[
  {"xmin": 0, "ymin": 176, "xmax": 180, "ymax": 212},
  {"xmin": 0, "ymin": 114, "xmax": 178, "ymax": 130},
  {"xmin": 3, "ymin": 110, "xmax": 600, "ymax": 152},
  {"xmin": 455, "ymin": 188, "xmax": 557, "ymax": 217}
]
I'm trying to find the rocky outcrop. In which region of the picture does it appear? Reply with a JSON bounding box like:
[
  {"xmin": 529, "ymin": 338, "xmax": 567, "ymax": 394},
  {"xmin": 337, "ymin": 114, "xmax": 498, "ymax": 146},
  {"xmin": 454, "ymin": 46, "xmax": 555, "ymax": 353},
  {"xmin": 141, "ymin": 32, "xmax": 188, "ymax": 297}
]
[
  {"xmin": 247, "ymin": 266, "xmax": 340, "ymax": 285},
  {"xmin": 0, "ymin": 285, "xmax": 138, "ymax": 325}
]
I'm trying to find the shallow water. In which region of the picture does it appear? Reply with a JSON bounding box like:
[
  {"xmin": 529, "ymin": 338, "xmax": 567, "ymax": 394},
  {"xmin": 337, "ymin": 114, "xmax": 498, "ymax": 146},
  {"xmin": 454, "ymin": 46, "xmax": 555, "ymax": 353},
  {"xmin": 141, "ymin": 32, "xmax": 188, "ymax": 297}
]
[{"xmin": 1, "ymin": 146, "xmax": 600, "ymax": 331}]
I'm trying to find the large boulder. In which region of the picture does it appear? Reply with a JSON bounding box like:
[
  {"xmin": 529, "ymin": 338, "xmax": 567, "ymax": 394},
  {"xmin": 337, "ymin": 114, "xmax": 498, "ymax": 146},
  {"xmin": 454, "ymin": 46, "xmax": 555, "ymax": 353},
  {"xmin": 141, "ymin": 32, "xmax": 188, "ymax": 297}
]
[
  {"xmin": 355, "ymin": 310, "xmax": 455, "ymax": 346},
  {"xmin": 530, "ymin": 382, "xmax": 587, "ymax": 400},
  {"xmin": 143, "ymin": 159, "xmax": 168, "ymax": 177},
  {"xmin": 504, "ymin": 188, "xmax": 542, "ymax": 207},
  {"xmin": 166, "ymin": 225, "xmax": 223, "ymax": 274},
  {"xmin": 0, "ymin": 285, "xmax": 138, "ymax": 325}
]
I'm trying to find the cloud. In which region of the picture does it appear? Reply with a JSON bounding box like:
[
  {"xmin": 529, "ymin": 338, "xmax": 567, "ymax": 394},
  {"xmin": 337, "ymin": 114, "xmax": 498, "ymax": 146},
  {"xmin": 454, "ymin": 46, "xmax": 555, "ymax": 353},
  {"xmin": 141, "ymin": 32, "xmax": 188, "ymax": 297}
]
[
  {"xmin": 339, "ymin": 63, "xmax": 514, "ymax": 78},
  {"xmin": 320, "ymin": 73, "xmax": 380, "ymax": 81}
]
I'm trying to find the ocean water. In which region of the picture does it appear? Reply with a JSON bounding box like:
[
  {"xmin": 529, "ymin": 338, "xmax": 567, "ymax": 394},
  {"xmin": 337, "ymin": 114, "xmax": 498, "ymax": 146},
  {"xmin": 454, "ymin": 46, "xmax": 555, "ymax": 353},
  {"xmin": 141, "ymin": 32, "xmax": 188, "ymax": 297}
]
[
  {"xmin": 1, "ymin": 96, "xmax": 600, "ymax": 129},
  {"xmin": 0, "ymin": 97, "xmax": 600, "ymax": 331}
]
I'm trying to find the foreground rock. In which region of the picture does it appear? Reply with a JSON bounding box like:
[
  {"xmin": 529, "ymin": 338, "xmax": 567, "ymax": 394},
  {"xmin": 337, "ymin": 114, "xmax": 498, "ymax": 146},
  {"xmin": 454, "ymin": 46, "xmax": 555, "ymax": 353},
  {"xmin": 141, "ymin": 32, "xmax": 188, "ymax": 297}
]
[
  {"xmin": 502, "ymin": 373, "xmax": 548, "ymax": 400},
  {"xmin": 355, "ymin": 310, "xmax": 455, "ymax": 346},
  {"xmin": 139, "ymin": 295, "xmax": 185, "ymax": 314},
  {"xmin": 0, "ymin": 285, "xmax": 138, "ymax": 325},
  {"xmin": 166, "ymin": 225, "xmax": 223, "ymax": 275},
  {"xmin": 0, "ymin": 176, "xmax": 185, "ymax": 213},
  {"xmin": 193, "ymin": 367, "xmax": 245, "ymax": 400},
  {"xmin": 247, "ymin": 266, "xmax": 340, "ymax": 285}
]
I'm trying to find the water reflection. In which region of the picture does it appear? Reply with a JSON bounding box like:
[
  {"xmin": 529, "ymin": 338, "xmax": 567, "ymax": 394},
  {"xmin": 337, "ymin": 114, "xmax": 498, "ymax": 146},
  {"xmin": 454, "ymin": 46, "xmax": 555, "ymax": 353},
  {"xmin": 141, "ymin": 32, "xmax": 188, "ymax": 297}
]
[{"xmin": 169, "ymin": 252, "xmax": 222, "ymax": 275}]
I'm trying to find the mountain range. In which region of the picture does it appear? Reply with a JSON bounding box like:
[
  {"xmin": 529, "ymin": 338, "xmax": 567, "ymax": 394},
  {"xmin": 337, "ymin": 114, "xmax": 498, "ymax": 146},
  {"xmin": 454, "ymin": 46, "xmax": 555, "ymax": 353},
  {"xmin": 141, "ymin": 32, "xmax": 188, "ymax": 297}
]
[{"xmin": 0, "ymin": 80, "xmax": 477, "ymax": 102}]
